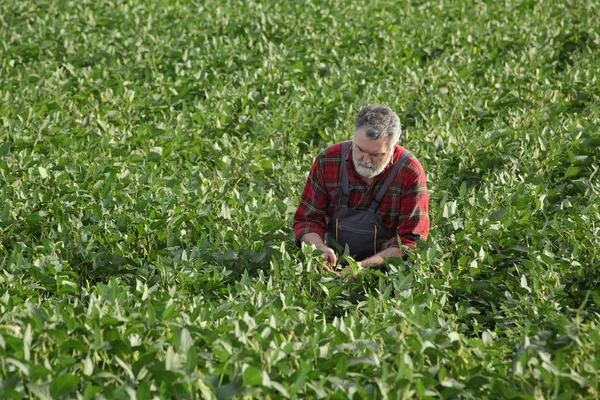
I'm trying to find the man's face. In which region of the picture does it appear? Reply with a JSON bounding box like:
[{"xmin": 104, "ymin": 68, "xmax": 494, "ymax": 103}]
[{"xmin": 352, "ymin": 126, "xmax": 395, "ymax": 179}]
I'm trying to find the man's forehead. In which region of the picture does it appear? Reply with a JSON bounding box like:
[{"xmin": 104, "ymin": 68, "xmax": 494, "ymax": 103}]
[{"xmin": 354, "ymin": 130, "xmax": 391, "ymax": 152}]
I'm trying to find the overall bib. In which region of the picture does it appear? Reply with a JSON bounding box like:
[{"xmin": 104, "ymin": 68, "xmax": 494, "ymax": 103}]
[{"xmin": 326, "ymin": 141, "xmax": 412, "ymax": 261}]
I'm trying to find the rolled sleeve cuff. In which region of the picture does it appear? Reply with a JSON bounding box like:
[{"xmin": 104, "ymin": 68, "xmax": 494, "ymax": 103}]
[
  {"xmin": 294, "ymin": 223, "xmax": 326, "ymax": 246},
  {"xmin": 386, "ymin": 235, "xmax": 420, "ymax": 249}
]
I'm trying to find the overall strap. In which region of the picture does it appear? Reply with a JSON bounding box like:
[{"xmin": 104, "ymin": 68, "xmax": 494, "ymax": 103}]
[
  {"xmin": 340, "ymin": 141, "xmax": 352, "ymax": 206},
  {"xmin": 369, "ymin": 149, "xmax": 412, "ymax": 212}
]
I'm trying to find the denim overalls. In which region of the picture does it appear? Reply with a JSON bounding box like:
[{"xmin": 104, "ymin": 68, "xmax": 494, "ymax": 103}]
[{"xmin": 326, "ymin": 141, "xmax": 412, "ymax": 261}]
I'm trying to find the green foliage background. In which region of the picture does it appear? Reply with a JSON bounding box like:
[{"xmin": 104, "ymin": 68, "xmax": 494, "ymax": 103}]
[{"xmin": 1, "ymin": 0, "xmax": 599, "ymax": 398}]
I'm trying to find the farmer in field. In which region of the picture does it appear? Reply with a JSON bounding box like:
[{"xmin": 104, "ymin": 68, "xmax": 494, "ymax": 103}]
[{"xmin": 293, "ymin": 104, "xmax": 429, "ymax": 276}]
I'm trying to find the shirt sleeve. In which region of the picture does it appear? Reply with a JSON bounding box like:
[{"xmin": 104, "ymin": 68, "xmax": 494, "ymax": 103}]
[
  {"xmin": 293, "ymin": 151, "xmax": 330, "ymax": 246},
  {"xmin": 386, "ymin": 159, "xmax": 429, "ymax": 248}
]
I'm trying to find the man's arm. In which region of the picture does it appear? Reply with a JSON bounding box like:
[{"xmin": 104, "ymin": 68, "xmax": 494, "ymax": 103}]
[
  {"xmin": 360, "ymin": 246, "xmax": 405, "ymax": 267},
  {"xmin": 385, "ymin": 157, "xmax": 430, "ymax": 249},
  {"xmin": 293, "ymin": 149, "xmax": 337, "ymax": 268}
]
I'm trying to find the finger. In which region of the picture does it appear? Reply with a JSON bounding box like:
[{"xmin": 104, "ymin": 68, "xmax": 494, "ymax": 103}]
[
  {"xmin": 330, "ymin": 255, "xmax": 337, "ymax": 266},
  {"xmin": 327, "ymin": 252, "xmax": 337, "ymax": 266}
]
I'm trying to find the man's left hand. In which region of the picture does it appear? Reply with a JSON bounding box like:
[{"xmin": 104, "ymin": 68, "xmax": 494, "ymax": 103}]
[{"xmin": 335, "ymin": 263, "xmax": 363, "ymax": 280}]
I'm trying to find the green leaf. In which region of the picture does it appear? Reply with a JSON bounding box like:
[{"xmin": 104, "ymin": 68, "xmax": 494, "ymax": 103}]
[
  {"xmin": 243, "ymin": 365, "xmax": 263, "ymax": 386},
  {"xmin": 83, "ymin": 384, "xmax": 101, "ymax": 400},
  {"xmin": 50, "ymin": 374, "xmax": 78, "ymax": 398},
  {"xmin": 216, "ymin": 382, "xmax": 240, "ymax": 399},
  {"xmin": 23, "ymin": 324, "xmax": 32, "ymax": 361},
  {"xmin": 26, "ymin": 213, "xmax": 42, "ymax": 225},
  {"xmin": 83, "ymin": 355, "xmax": 94, "ymax": 376},
  {"xmin": 27, "ymin": 383, "xmax": 51, "ymax": 400},
  {"xmin": 489, "ymin": 208, "xmax": 507, "ymax": 222},
  {"xmin": 115, "ymin": 356, "xmax": 135, "ymax": 380},
  {"xmin": 565, "ymin": 166, "xmax": 580, "ymax": 177},
  {"xmin": 185, "ymin": 347, "xmax": 197, "ymax": 375},
  {"xmin": 179, "ymin": 328, "xmax": 193, "ymax": 354},
  {"xmin": 38, "ymin": 167, "xmax": 49, "ymax": 179},
  {"xmin": 250, "ymin": 251, "xmax": 267, "ymax": 263},
  {"xmin": 347, "ymin": 354, "xmax": 380, "ymax": 367},
  {"xmin": 0, "ymin": 140, "xmax": 13, "ymax": 156},
  {"xmin": 5, "ymin": 358, "xmax": 29, "ymax": 376},
  {"xmin": 136, "ymin": 382, "xmax": 151, "ymax": 400},
  {"xmin": 106, "ymin": 110, "xmax": 120, "ymax": 119}
]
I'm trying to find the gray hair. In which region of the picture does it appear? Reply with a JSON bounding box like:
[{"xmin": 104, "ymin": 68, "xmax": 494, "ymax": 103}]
[{"xmin": 354, "ymin": 104, "xmax": 402, "ymax": 144}]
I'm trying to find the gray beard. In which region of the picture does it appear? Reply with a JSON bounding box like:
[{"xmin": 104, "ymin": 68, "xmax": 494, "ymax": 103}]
[{"xmin": 352, "ymin": 153, "xmax": 392, "ymax": 179}]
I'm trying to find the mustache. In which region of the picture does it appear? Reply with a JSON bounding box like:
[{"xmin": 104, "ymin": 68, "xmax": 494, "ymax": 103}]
[{"xmin": 357, "ymin": 161, "xmax": 376, "ymax": 169}]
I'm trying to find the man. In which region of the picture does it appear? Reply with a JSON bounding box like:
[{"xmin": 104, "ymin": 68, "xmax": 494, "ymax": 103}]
[{"xmin": 293, "ymin": 104, "xmax": 429, "ymax": 277}]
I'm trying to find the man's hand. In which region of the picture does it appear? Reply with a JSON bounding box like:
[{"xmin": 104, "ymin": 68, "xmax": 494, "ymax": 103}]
[
  {"xmin": 299, "ymin": 233, "xmax": 338, "ymax": 272},
  {"xmin": 335, "ymin": 265, "xmax": 359, "ymax": 280},
  {"xmin": 316, "ymin": 244, "xmax": 337, "ymax": 272}
]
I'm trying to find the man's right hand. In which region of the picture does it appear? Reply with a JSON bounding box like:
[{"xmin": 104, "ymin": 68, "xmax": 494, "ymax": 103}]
[
  {"xmin": 316, "ymin": 244, "xmax": 337, "ymax": 271},
  {"xmin": 299, "ymin": 233, "xmax": 337, "ymax": 272}
]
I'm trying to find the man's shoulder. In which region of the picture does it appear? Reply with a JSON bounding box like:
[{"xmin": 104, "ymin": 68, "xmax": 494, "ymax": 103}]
[
  {"xmin": 394, "ymin": 146, "xmax": 426, "ymax": 176},
  {"xmin": 317, "ymin": 141, "xmax": 349, "ymax": 160},
  {"xmin": 325, "ymin": 141, "xmax": 349, "ymax": 154}
]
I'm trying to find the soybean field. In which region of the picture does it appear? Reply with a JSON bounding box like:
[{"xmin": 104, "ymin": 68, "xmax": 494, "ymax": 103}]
[{"xmin": 1, "ymin": 0, "xmax": 599, "ymax": 398}]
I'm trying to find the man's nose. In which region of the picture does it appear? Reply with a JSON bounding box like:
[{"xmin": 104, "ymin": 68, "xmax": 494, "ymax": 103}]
[{"xmin": 362, "ymin": 154, "xmax": 372, "ymax": 164}]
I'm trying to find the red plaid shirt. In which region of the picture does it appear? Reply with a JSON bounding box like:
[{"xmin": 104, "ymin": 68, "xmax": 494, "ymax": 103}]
[{"xmin": 293, "ymin": 141, "xmax": 429, "ymax": 248}]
